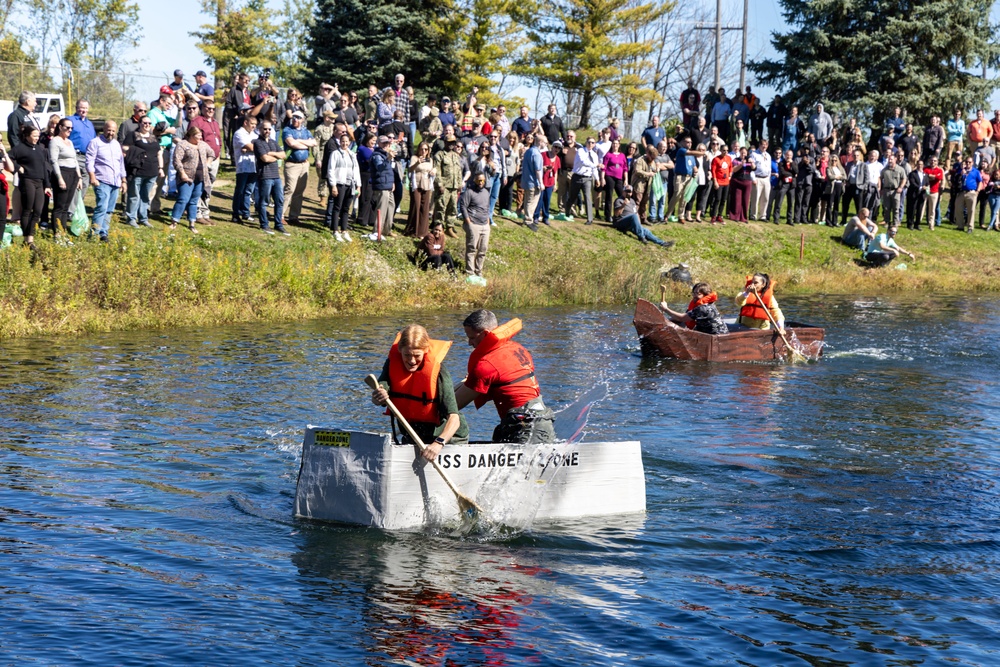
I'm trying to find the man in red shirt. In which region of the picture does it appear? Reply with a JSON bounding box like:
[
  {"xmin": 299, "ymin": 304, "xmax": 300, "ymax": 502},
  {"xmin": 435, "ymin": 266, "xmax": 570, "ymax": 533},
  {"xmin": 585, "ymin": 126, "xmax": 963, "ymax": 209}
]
[
  {"xmin": 189, "ymin": 100, "xmax": 222, "ymax": 224},
  {"xmin": 922, "ymin": 155, "xmax": 944, "ymax": 230},
  {"xmin": 454, "ymin": 309, "xmax": 555, "ymax": 444}
]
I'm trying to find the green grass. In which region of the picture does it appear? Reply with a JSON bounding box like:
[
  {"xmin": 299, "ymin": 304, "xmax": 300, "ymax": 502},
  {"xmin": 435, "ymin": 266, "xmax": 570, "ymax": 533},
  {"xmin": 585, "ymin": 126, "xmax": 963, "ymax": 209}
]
[{"xmin": 2, "ymin": 163, "xmax": 998, "ymax": 339}]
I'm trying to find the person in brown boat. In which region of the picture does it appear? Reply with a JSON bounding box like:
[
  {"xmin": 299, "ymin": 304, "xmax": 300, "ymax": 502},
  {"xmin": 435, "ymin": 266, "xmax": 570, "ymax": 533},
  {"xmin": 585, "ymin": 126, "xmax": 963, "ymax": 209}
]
[
  {"xmin": 659, "ymin": 282, "xmax": 728, "ymax": 335},
  {"xmin": 735, "ymin": 273, "xmax": 785, "ymax": 331}
]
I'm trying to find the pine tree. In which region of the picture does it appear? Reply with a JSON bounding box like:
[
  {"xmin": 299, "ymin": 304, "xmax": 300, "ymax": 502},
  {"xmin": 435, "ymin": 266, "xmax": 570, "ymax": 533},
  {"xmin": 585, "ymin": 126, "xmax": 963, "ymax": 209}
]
[
  {"xmin": 750, "ymin": 0, "xmax": 1000, "ymax": 126},
  {"xmin": 191, "ymin": 0, "xmax": 279, "ymax": 83},
  {"xmin": 525, "ymin": 0, "xmax": 659, "ymax": 128},
  {"xmin": 453, "ymin": 0, "xmax": 529, "ymax": 107},
  {"xmin": 298, "ymin": 0, "xmax": 460, "ymax": 94}
]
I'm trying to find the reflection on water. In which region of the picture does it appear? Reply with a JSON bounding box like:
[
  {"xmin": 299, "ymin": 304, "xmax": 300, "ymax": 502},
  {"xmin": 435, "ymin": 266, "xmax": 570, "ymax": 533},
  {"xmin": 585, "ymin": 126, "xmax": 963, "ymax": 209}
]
[{"xmin": 1, "ymin": 295, "xmax": 999, "ymax": 664}]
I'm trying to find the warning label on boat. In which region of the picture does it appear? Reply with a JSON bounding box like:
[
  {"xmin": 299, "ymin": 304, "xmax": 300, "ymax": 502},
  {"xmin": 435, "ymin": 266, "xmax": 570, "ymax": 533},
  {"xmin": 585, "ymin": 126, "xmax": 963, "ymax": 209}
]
[{"xmin": 314, "ymin": 430, "xmax": 350, "ymax": 447}]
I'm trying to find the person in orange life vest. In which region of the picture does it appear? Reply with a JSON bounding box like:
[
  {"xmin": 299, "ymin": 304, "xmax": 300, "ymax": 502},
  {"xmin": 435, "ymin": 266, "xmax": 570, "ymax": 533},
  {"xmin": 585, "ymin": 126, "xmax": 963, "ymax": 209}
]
[
  {"xmin": 371, "ymin": 324, "xmax": 469, "ymax": 461},
  {"xmin": 659, "ymin": 282, "xmax": 728, "ymax": 335},
  {"xmin": 735, "ymin": 273, "xmax": 785, "ymax": 331},
  {"xmin": 453, "ymin": 309, "xmax": 556, "ymax": 444}
]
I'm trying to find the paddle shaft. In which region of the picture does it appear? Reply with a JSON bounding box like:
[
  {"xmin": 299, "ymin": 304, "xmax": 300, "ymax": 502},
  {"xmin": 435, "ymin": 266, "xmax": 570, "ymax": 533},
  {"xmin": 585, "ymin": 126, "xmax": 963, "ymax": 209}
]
[
  {"xmin": 750, "ymin": 286, "xmax": 807, "ymax": 361},
  {"xmin": 364, "ymin": 375, "xmax": 482, "ymax": 513}
]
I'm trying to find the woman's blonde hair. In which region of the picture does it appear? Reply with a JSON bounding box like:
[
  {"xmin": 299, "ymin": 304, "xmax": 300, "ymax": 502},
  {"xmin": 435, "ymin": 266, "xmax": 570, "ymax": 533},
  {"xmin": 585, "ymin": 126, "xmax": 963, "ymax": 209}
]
[{"xmin": 398, "ymin": 324, "xmax": 430, "ymax": 350}]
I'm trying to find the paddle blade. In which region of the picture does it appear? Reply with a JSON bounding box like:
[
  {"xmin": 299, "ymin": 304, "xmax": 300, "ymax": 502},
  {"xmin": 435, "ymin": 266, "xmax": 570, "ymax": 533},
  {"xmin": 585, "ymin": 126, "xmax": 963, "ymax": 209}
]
[
  {"xmin": 552, "ymin": 383, "xmax": 609, "ymax": 444},
  {"xmin": 456, "ymin": 493, "xmax": 483, "ymax": 517}
]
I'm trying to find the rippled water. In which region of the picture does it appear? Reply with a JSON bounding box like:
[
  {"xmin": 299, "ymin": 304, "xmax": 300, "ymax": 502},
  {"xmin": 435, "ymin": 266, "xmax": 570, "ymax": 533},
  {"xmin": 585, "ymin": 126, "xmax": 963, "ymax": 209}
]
[{"xmin": 2, "ymin": 295, "xmax": 999, "ymax": 665}]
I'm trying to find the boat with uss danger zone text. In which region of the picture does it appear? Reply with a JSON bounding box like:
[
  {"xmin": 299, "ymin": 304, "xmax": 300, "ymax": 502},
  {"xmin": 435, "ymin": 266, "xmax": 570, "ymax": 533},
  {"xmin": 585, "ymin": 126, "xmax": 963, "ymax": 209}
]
[{"xmin": 294, "ymin": 427, "xmax": 646, "ymax": 531}]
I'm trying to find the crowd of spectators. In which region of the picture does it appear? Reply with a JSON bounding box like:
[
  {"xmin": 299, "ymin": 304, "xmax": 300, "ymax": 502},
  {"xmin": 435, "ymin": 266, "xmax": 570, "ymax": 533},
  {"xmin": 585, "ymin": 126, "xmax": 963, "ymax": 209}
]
[{"xmin": 4, "ymin": 71, "xmax": 1000, "ymax": 273}]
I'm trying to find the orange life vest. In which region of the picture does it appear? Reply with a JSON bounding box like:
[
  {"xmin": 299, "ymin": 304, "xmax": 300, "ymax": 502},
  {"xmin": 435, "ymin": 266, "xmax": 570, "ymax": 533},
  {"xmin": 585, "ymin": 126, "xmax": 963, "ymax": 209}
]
[
  {"xmin": 739, "ymin": 277, "xmax": 774, "ymax": 323},
  {"xmin": 386, "ymin": 333, "xmax": 452, "ymax": 424},
  {"xmin": 466, "ymin": 319, "xmax": 541, "ymax": 413},
  {"xmin": 685, "ymin": 292, "xmax": 719, "ymax": 329}
]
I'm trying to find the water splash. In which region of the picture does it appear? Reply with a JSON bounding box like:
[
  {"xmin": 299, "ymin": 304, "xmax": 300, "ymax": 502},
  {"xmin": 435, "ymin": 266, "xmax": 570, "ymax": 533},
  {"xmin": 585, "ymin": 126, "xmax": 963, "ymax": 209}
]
[{"xmin": 786, "ymin": 330, "xmax": 825, "ymax": 362}]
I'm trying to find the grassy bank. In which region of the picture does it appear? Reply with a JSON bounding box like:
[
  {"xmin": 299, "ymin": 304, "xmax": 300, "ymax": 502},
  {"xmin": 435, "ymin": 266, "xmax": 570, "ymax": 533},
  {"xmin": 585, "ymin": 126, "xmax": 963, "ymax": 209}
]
[{"xmin": 2, "ymin": 165, "xmax": 999, "ymax": 339}]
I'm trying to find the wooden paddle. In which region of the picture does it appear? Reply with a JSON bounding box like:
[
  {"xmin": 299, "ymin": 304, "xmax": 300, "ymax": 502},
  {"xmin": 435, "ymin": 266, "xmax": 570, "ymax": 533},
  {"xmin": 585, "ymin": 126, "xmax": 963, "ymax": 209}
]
[
  {"xmin": 364, "ymin": 374, "xmax": 483, "ymax": 516},
  {"xmin": 750, "ymin": 286, "xmax": 808, "ymax": 362}
]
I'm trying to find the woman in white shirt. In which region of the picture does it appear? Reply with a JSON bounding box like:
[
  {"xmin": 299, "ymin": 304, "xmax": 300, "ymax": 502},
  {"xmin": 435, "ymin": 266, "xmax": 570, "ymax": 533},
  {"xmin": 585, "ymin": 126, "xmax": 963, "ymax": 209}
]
[{"xmin": 325, "ymin": 133, "xmax": 361, "ymax": 241}]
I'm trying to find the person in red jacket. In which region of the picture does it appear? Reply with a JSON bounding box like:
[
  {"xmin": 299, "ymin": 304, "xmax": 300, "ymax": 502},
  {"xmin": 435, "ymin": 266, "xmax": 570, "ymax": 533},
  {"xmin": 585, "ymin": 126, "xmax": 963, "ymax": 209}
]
[
  {"xmin": 709, "ymin": 143, "xmax": 732, "ymax": 223},
  {"xmin": 454, "ymin": 309, "xmax": 555, "ymax": 444}
]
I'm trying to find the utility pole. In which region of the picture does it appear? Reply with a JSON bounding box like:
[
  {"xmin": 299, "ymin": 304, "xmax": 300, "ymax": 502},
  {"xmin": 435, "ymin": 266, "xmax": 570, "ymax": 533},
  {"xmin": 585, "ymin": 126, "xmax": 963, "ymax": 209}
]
[
  {"xmin": 740, "ymin": 0, "xmax": 748, "ymax": 90},
  {"xmin": 694, "ymin": 0, "xmax": 749, "ymax": 91}
]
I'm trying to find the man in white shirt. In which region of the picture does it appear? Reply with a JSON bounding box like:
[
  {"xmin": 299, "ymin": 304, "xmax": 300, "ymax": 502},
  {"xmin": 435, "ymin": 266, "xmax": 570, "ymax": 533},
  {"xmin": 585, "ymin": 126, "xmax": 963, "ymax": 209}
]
[
  {"xmin": 566, "ymin": 136, "xmax": 603, "ymax": 225},
  {"xmin": 864, "ymin": 150, "xmax": 884, "ymax": 216},
  {"xmin": 231, "ymin": 113, "xmax": 259, "ymax": 223},
  {"xmin": 750, "ymin": 139, "xmax": 772, "ymax": 220}
]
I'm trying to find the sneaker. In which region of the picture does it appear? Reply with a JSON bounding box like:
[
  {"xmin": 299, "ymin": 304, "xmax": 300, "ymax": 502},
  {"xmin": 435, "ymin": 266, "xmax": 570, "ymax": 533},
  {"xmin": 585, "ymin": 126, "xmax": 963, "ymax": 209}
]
[
  {"xmin": 527, "ymin": 223, "xmax": 539, "ymax": 232},
  {"xmin": 99, "ymin": 234, "xmax": 109, "ymax": 243},
  {"xmin": 490, "ymin": 221, "xmax": 497, "ymax": 227},
  {"xmin": 126, "ymin": 220, "xmax": 139, "ymax": 228},
  {"xmin": 661, "ymin": 240, "xmax": 676, "ymax": 249},
  {"xmin": 277, "ymin": 227, "xmax": 291, "ymax": 236},
  {"xmin": 343, "ymin": 231, "xmax": 352, "ymax": 241},
  {"xmin": 334, "ymin": 231, "xmax": 344, "ymax": 242},
  {"xmin": 139, "ymin": 220, "xmax": 153, "ymax": 228},
  {"xmin": 262, "ymin": 228, "xmax": 275, "ymax": 235},
  {"xmin": 367, "ymin": 232, "xmax": 382, "ymax": 241}
]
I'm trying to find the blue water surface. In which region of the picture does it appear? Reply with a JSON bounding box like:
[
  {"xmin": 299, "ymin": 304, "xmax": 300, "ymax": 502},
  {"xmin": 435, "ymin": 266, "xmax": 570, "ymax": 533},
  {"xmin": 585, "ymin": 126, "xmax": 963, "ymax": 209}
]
[{"xmin": 1, "ymin": 294, "xmax": 998, "ymax": 666}]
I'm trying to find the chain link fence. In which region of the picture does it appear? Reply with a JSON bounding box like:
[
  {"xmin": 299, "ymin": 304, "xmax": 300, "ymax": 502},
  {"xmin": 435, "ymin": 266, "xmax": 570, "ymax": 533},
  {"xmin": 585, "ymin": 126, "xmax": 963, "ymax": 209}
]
[
  {"xmin": 563, "ymin": 114, "xmax": 641, "ymax": 141},
  {"xmin": 0, "ymin": 61, "xmax": 172, "ymax": 123}
]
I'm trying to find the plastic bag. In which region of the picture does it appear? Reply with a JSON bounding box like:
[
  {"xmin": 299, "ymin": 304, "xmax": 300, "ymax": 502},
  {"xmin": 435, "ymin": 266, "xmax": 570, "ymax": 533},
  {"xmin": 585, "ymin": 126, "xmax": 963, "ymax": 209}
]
[
  {"xmin": 650, "ymin": 171, "xmax": 665, "ymax": 202},
  {"xmin": 69, "ymin": 190, "xmax": 89, "ymax": 237},
  {"xmin": 1, "ymin": 229, "xmax": 11, "ymax": 250},
  {"xmin": 683, "ymin": 176, "xmax": 698, "ymax": 203}
]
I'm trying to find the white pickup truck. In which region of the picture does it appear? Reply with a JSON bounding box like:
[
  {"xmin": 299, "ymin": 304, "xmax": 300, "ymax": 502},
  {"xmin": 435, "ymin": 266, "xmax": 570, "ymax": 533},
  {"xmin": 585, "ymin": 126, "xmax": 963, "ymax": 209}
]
[{"xmin": 0, "ymin": 93, "xmax": 67, "ymax": 138}]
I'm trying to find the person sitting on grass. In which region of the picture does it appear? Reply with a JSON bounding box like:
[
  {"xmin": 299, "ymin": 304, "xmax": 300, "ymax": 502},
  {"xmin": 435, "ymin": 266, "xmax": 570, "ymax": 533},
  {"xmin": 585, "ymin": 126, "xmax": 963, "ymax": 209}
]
[
  {"xmin": 659, "ymin": 282, "xmax": 728, "ymax": 335},
  {"xmin": 842, "ymin": 207, "xmax": 878, "ymax": 251},
  {"xmin": 864, "ymin": 225, "xmax": 915, "ymax": 268},
  {"xmin": 611, "ymin": 185, "xmax": 676, "ymax": 248},
  {"xmin": 419, "ymin": 221, "xmax": 456, "ymax": 273}
]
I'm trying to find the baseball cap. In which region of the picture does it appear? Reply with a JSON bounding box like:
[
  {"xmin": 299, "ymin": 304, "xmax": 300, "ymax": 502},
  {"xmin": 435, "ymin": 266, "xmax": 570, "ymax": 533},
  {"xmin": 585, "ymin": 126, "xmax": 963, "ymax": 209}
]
[
  {"xmin": 441, "ymin": 96, "xmax": 451, "ymax": 103},
  {"xmin": 159, "ymin": 85, "xmax": 173, "ymax": 96},
  {"xmin": 195, "ymin": 70, "xmax": 207, "ymax": 77},
  {"xmin": 552, "ymin": 140, "xmax": 563, "ymax": 147},
  {"xmin": 173, "ymin": 69, "xmax": 184, "ymax": 77},
  {"xmin": 292, "ymin": 110, "xmax": 305, "ymax": 119}
]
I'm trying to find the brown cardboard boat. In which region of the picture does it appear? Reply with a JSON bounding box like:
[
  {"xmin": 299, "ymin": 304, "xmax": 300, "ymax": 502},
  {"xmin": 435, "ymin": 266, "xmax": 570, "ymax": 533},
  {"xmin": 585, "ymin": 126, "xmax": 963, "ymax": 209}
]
[{"xmin": 632, "ymin": 298, "xmax": 825, "ymax": 362}]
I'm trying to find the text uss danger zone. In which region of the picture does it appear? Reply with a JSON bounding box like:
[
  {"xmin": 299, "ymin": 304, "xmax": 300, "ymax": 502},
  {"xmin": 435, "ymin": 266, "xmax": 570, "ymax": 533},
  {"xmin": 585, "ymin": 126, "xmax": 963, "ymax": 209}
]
[{"xmin": 436, "ymin": 450, "xmax": 581, "ymax": 469}]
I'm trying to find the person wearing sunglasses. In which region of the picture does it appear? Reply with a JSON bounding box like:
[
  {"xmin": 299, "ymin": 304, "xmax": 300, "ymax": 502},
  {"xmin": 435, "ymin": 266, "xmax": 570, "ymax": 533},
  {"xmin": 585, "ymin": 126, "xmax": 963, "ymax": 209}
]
[
  {"xmin": 49, "ymin": 119, "xmax": 84, "ymax": 241},
  {"xmin": 118, "ymin": 101, "xmax": 148, "ymax": 144},
  {"xmin": 121, "ymin": 116, "xmax": 163, "ymax": 228}
]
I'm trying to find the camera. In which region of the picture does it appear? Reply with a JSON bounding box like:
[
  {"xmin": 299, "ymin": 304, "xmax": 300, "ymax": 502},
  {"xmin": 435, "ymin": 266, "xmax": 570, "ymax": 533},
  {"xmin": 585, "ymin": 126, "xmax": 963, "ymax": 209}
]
[{"xmin": 262, "ymin": 68, "xmax": 272, "ymax": 80}]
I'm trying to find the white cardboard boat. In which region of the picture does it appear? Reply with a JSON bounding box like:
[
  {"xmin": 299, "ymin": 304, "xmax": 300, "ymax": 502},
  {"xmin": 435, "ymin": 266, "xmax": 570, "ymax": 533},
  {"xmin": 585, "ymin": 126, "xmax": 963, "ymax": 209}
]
[{"xmin": 294, "ymin": 428, "xmax": 646, "ymax": 530}]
